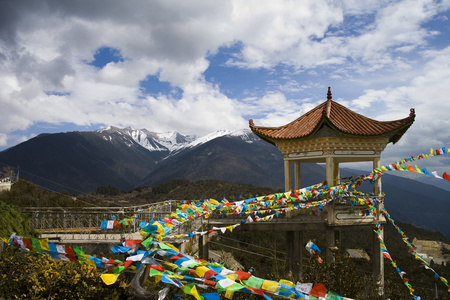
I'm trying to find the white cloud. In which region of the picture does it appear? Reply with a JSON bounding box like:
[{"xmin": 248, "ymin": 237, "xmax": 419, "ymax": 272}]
[
  {"xmin": 347, "ymin": 46, "xmax": 450, "ymax": 165},
  {"xmin": 0, "ymin": 0, "xmax": 450, "ymax": 158}
]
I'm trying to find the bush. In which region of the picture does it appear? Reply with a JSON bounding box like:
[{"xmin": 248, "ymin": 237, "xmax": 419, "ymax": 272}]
[
  {"xmin": 0, "ymin": 246, "xmax": 132, "ymax": 299},
  {"xmin": 0, "ymin": 201, "xmax": 37, "ymax": 238}
]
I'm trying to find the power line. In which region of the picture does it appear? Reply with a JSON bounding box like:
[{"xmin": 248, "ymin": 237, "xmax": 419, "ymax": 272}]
[
  {"xmin": 0, "ymin": 161, "xmax": 115, "ymax": 208},
  {"xmin": 208, "ymin": 241, "xmax": 284, "ymax": 262},
  {"xmin": 0, "ymin": 161, "xmax": 91, "ymax": 195},
  {"xmin": 216, "ymin": 235, "xmax": 286, "ymax": 255}
]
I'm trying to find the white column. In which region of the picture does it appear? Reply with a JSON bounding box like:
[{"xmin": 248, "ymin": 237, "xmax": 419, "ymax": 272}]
[
  {"xmin": 333, "ymin": 162, "xmax": 340, "ymax": 186},
  {"xmin": 294, "ymin": 161, "xmax": 301, "ymax": 190},
  {"xmin": 373, "ymin": 157, "xmax": 384, "ymax": 294},
  {"xmin": 326, "ymin": 156, "xmax": 334, "ymax": 187},
  {"xmin": 284, "ymin": 160, "xmax": 292, "ymax": 192}
]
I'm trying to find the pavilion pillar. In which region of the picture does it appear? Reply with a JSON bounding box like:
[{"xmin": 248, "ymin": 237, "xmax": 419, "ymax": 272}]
[
  {"xmin": 326, "ymin": 228, "xmax": 341, "ymax": 262},
  {"xmin": 285, "ymin": 231, "xmax": 303, "ymax": 281},
  {"xmin": 373, "ymin": 157, "xmax": 384, "ymax": 294},
  {"xmin": 198, "ymin": 234, "xmax": 209, "ymax": 261},
  {"xmin": 333, "ymin": 162, "xmax": 340, "ymax": 186},
  {"xmin": 294, "ymin": 161, "xmax": 301, "ymax": 190},
  {"xmin": 284, "ymin": 160, "xmax": 292, "ymax": 192},
  {"xmin": 326, "ymin": 157, "xmax": 334, "ymax": 187}
]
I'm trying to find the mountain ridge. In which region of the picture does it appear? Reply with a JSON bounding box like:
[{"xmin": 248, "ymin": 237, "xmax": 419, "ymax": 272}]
[{"xmin": 1, "ymin": 126, "xmax": 449, "ymax": 237}]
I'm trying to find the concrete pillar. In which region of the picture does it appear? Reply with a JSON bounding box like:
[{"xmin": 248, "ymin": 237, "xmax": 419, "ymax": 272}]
[
  {"xmin": 373, "ymin": 224, "xmax": 384, "ymax": 293},
  {"xmin": 203, "ymin": 236, "xmax": 209, "ymax": 261},
  {"xmin": 198, "ymin": 234, "xmax": 209, "ymax": 261},
  {"xmin": 326, "ymin": 229, "xmax": 340, "ymax": 262},
  {"xmin": 326, "ymin": 157, "xmax": 334, "ymax": 187},
  {"xmin": 333, "ymin": 162, "xmax": 340, "ymax": 186},
  {"xmin": 199, "ymin": 235, "xmax": 204, "ymax": 258},
  {"xmin": 373, "ymin": 157, "xmax": 382, "ymax": 197},
  {"xmin": 373, "ymin": 157, "xmax": 384, "ymax": 293},
  {"xmin": 285, "ymin": 231, "xmax": 303, "ymax": 281},
  {"xmin": 284, "ymin": 160, "xmax": 292, "ymax": 192},
  {"xmin": 294, "ymin": 161, "xmax": 301, "ymax": 190}
]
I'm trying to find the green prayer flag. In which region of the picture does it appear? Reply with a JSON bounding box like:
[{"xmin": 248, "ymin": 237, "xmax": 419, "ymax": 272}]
[
  {"xmin": 243, "ymin": 276, "xmax": 264, "ymax": 289},
  {"xmin": 228, "ymin": 282, "xmax": 245, "ymax": 292},
  {"xmin": 142, "ymin": 237, "xmax": 153, "ymax": 249},
  {"xmin": 73, "ymin": 246, "xmax": 87, "ymax": 263},
  {"xmin": 182, "ymin": 283, "xmax": 203, "ymax": 300},
  {"xmin": 31, "ymin": 238, "xmax": 43, "ymax": 254},
  {"xmin": 149, "ymin": 268, "xmax": 163, "ymax": 277},
  {"xmin": 159, "ymin": 242, "xmax": 172, "ymax": 250},
  {"xmin": 112, "ymin": 266, "xmax": 125, "ymax": 274}
]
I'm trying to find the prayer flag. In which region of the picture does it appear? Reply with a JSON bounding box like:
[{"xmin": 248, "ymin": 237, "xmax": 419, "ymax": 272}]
[
  {"xmin": 443, "ymin": 172, "xmax": 450, "ymax": 181},
  {"xmin": 310, "ymin": 283, "xmax": 327, "ymax": 298},
  {"xmin": 182, "ymin": 283, "xmax": 202, "ymax": 300},
  {"xmin": 100, "ymin": 273, "xmax": 120, "ymax": 285},
  {"xmin": 432, "ymin": 171, "xmax": 443, "ymax": 179},
  {"xmin": 296, "ymin": 282, "xmax": 312, "ymax": 294},
  {"xmin": 39, "ymin": 238, "xmax": 50, "ymax": 251},
  {"xmin": 261, "ymin": 280, "xmax": 279, "ymax": 293},
  {"xmin": 407, "ymin": 164, "xmax": 416, "ymax": 172},
  {"xmin": 202, "ymin": 293, "xmax": 220, "ymax": 300}
]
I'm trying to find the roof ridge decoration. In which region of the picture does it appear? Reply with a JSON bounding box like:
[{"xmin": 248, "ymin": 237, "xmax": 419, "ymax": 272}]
[
  {"xmin": 249, "ymin": 87, "xmax": 415, "ymax": 145},
  {"xmin": 325, "ymin": 86, "xmax": 332, "ymax": 118}
]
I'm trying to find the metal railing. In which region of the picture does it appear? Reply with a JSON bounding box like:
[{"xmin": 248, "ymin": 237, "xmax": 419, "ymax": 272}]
[{"xmin": 21, "ymin": 200, "xmax": 179, "ymax": 241}]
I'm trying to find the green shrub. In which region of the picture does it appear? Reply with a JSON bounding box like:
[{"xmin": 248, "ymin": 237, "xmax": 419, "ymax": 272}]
[
  {"xmin": 0, "ymin": 201, "xmax": 37, "ymax": 238},
  {"xmin": 0, "ymin": 246, "xmax": 131, "ymax": 299}
]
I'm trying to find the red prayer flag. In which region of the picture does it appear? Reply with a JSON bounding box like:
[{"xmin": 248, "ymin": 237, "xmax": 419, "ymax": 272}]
[
  {"xmin": 22, "ymin": 238, "xmax": 34, "ymax": 251},
  {"xmin": 65, "ymin": 245, "xmax": 76, "ymax": 256},
  {"xmin": 443, "ymin": 172, "xmax": 450, "ymax": 181},
  {"xmin": 234, "ymin": 270, "xmax": 252, "ymax": 281},
  {"xmin": 170, "ymin": 254, "xmax": 184, "ymax": 260},
  {"xmin": 310, "ymin": 283, "xmax": 327, "ymax": 298},
  {"xmin": 114, "ymin": 220, "xmax": 121, "ymax": 229}
]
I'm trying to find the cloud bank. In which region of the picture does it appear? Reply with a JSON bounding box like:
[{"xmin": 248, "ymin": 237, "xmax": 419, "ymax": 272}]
[{"xmin": 1, "ymin": 0, "xmax": 450, "ymax": 169}]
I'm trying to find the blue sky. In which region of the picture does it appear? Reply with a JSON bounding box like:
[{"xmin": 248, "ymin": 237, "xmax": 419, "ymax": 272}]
[{"xmin": 1, "ymin": 0, "xmax": 450, "ymax": 172}]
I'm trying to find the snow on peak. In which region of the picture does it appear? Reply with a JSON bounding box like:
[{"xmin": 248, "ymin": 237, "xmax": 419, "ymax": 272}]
[
  {"xmin": 96, "ymin": 126, "xmax": 253, "ymax": 152},
  {"xmin": 186, "ymin": 130, "xmax": 232, "ymax": 148}
]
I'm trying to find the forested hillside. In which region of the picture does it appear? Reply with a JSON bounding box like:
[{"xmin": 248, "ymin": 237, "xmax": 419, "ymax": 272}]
[{"xmin": 1, "ymin": 179, "xmax": 450, "ymax": 299}]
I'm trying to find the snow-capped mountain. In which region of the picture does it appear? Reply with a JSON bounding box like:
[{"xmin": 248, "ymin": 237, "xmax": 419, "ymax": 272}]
[
  {"xmin": 1, "ymin": 126, "xmax": 450, "ymax": 239},
  {"xmin": 96, "ymin": 126, "xmax": 256, "ymax": 155},
  {"xmin": 0, "ymin": 126, "xmax": 283, "ymax": 193}
]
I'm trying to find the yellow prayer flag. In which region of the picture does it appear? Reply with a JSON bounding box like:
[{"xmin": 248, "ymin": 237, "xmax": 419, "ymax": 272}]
[
  {"xmin": 39, "ymin": 238, "xmax": 50, "ymax": 251},
  {"xmin": 190, "ymin": 285, "xmax": 203, "ymax": 300},
  {"xmin": 86, "ymin": 258, "xmax": 97, "ymax": 268},
  {"xmin": 195, "ymin": 266, "xmax": 210, "ymax": 278},
  {"xmin": 279, "ymin": 279, "xmax": 295, "ymax": 287},
  {"xmin": 225, "ymin": 289, "xmax": 234, "ymax": 299},
  {"xmin": 155, "ymin": 274, "xmax": 162, "ymax": 283},
  {"xmin": 226, "ymin": 225, "xmax": 233, "ymax": 233},
  {"xmin": 209, "ymin": 199, "xmax": 220, "ymax": 205},
  {"xmin": 100, "ymin": 273, "xmax": 120, "ymax": 285},
  {"xmin": 163, "ymin": 262, "xmax": 179, "ymax": 270},
  {"xmin": 261, "ymin": 280, "xmax": 279, "ymax": 292},
  {"xmin": 225, "ymin": 274, "xmax": 238, "ymax": 281},
  {"xmin": 165, "ymin": 243, "xmax": 179, "ymax": 252},
  {"xmin": 415, "ymin": 165, "xmax": 423, "ymax": 174}
]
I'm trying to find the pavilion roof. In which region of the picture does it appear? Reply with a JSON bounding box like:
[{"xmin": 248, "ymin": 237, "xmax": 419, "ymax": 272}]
[{"xmin": 249, "ymin": 88, "xmax": 415, "ymax": 145}]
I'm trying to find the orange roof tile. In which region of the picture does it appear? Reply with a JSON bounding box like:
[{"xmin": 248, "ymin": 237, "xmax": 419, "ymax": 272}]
[{"xmin": 249, "ymin": 88, "xmax": 415, "ymax": 145}]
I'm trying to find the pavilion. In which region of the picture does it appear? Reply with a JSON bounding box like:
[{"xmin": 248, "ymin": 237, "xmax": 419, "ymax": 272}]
[
  {"xmin": 249, "ymin": 87, "xmax": 415, "ymax": 192},
  {"xmin": 248, "ymin": 87, "xmax": 415, "ymax": 289}
]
